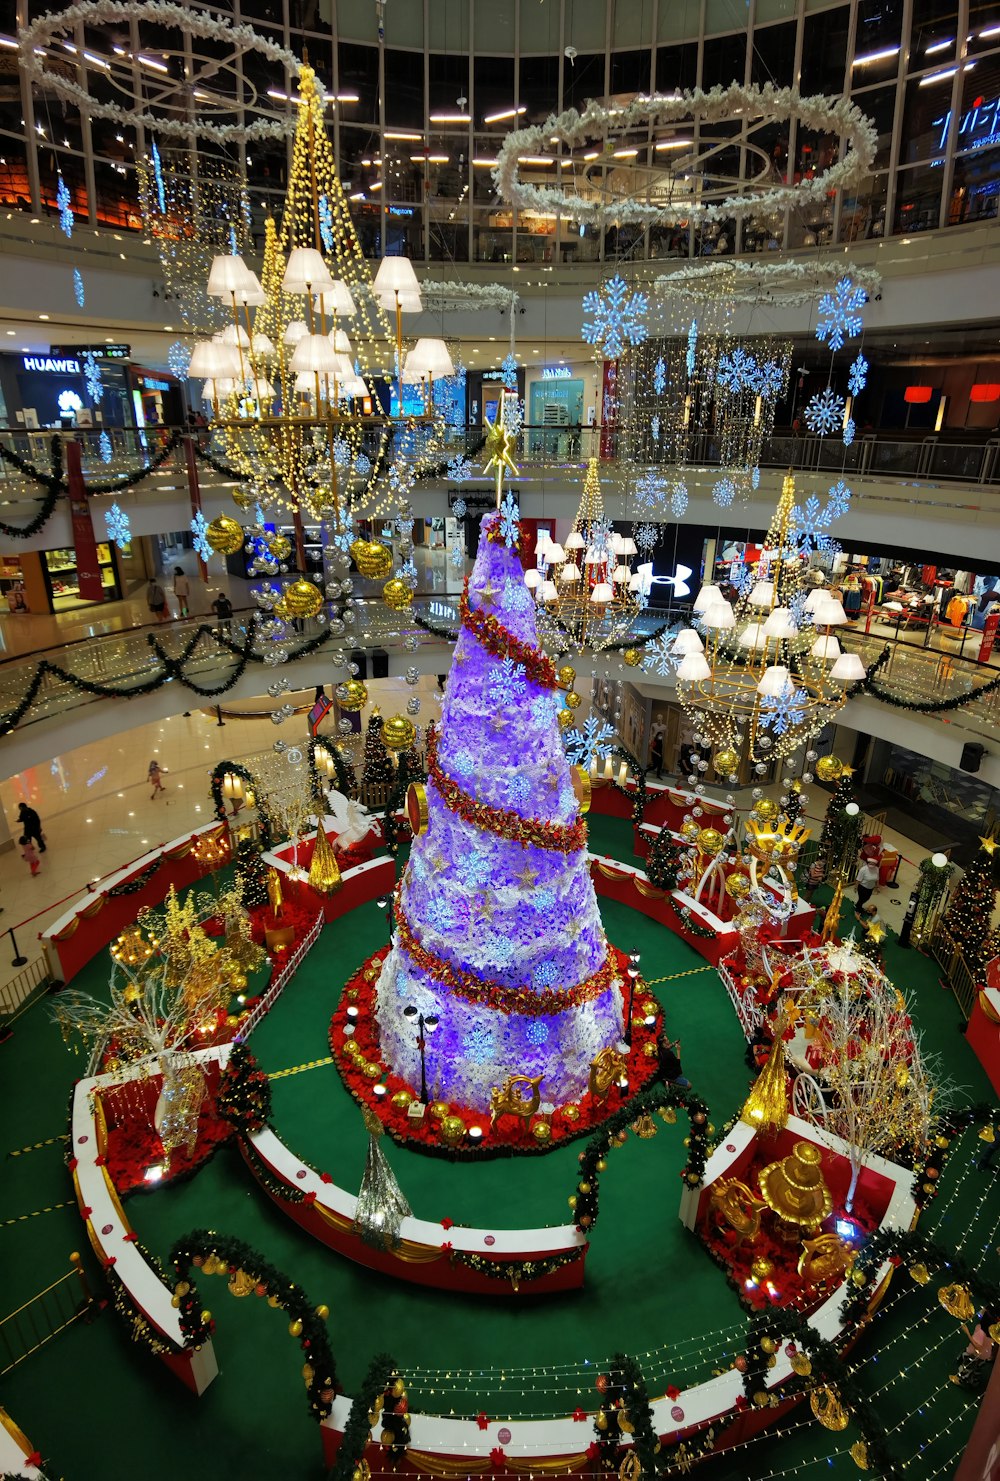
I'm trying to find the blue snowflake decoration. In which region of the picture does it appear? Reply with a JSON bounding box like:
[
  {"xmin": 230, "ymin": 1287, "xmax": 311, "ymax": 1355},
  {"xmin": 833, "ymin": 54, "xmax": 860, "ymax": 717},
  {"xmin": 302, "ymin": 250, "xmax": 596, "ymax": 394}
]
[
  {"xmin": 634, "ymin": 469, "xmax": 665, "ymax": 512},
  {"xmin": 816, "ymin": 276, "xmax": 867, "ymax": 352},
  {"xmin": 483, "ymin": 932, "xmax": 516, "ymax": 969},
  {"xmin": 424, "ymin": 898, "xmax": 454, "ymax": 932},
  {"xmin": 448, "ymin": 455, "xmax": 473, "ymax": 484},
  {"xmin": 331, "ymin": 513, "xmax": 355, "ymax": 554},
  {"xmin": 98, "ymin": 431, "xmax": 112, "ymax": 464},
  {"xmin": 534, "ymin": 888, "xmax": 556, "ymax": 912},
  {"xmin": 670, "ymin": 481, "xmax": 689, "ymax": 519},
  {"xmin": 228, "ymin": 224, "xmax": 239, "ymax": 255},
  {"xmin": 843, "ymin": 418, "xmax": 856, "ymax": 448},
  {"xmin": 713, "ymin": 476, "xmax": 737, "ymax": 508},
  {"xmin": 190, "ymin": 511, "xmax": 211, "ymax": 562},
  {"xmin": 752, "ymin": 358, "xmax": 785, "ymax": 400},
  {"xmin": 848, "ymin": 353, "xmax": 869, "ymax": 397},
  {"xmin": 500, "ymin": 352, "xmax": 519, "ymax": 390},
  {"xmin": 634, "ymin": 522, "xmax": 658, "ymax": 552},
  {"xmin": 500, "ymin": 575, "xmax": 531, "ymax": 615},
  {"xmin": 526, "ymin": 1021, "xmax": 549, "ymax": 1045},
  {"xmin": 686, "ymin": 319, "xmax": 698, "ymax": 377},
  {"xmin": 804, "ymin": 388, "xmax": 845, "ymax": 436},
  {"xmin": 641, "ymin": 631, "xmax": 679, "ymax": 677},
  {"xmin": 459, "ymin": 851, "xmax": 493, "ymax": 888},
  {"xmin": 394, "ymin": 559, "xmax": 418, "ymax": 585},
  {"xmin": 499, "ymin": 491, "xmax": 520, "ymax": 549},
  {"xmin": 653, "ymin": 357, "xmax": 667, "ymax": 395},
  {"xmin": 789, "ymin": 480, "xmax": 851, "ymax": 556},
  {"xmin": 83, "ymin": 351, "xmax": 103, "ymax": 404},
  {"xmin": 167, "ymin": 340, "xmax": 191, "ymax": 378},
  {"xmin": 760, "ymin": 686, "xmax": 810, "ymax": 736},
  {"xmin": 564, "ymin": 716, "xmax": 616, "ymax": 766},
  {"xmin": 56, "ymin": 174, "xmax": 73, "ymax": 238},
  {"xmin": 151, "ymin": 140, "xmax": 166, "ymax": 213},
  {"xmin": 353, "ymin": 452, "xmax": 372, "ymax": 480},
  {"xmin": 449, "ymin": 544, "xmax": 465, "ymax": 569},
  {"xmin": 486, "ymin": 657, "xmax": 527, "ymax": 706},
  {"xmin": 751, "ymin": 466, "xmax": 761, "ymax": 490},
  {"xmin": 317, "ymin": 194, "xmax": 335, "ymax": 253},
  {"xmin": 716, "ymin": 347, "xmax": 758, "ymax": 394},
  {"xmin": 332, "ymin": 437, "xmax": 351, "ymax": 468},
  {"xmin": 505, "ymin": 775, "xmax": 533, "ymax": 808},
  {"xmin": 452, "ymin": 498, "xmax": 467, "ymax": 518},
  {"xmin": 651, "ymin": 414, "xmax": 660, "ymax": 441},
  {"xmin": 105, "ymin": 503, "xmax": 130, "ymax": 550},
  {"xmin": 463, "ymin": 1024, "xmax": 497, "ymax": 1064},
  {"xmin": 73, "ymin": 268, "xmax": 85, "ymax": 307},
  {"xmin": 530, "ymin": 691, "xmax": 560, "ymax": 726},
  {"xmin": 582, "ymin": 276, "xmax": 648, "ymax": 358},
  {"xmin": 533, "ymin": 961, "xmax": 559, "ymax": 989},
  {"xmin": 502, "ymin": 396, "xmax": 524, "ymax": 435}
]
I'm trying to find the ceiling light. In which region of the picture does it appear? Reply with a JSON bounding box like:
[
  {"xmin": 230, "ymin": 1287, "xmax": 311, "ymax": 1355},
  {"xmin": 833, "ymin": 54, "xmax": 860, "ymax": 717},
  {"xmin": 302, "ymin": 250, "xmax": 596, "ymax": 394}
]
[
  {"xmin": 518, "ymin": 156, "xmax": 552, "ymax": 166},
  {"xmin": 919, "ymin": 64, "xmax": 969, "ymax": 84},
  {"xmin": 613, "ymin": 147, "xmax": 639, "ymax": 158},
  {"xmin": 429, "ymin": 112, "xmax": 470, "ymax": 123},
  {"xmin": 655, "ymin": 137, "xmax": 693, "ymax": 150},
  {"xmin": 484, "ymin": 105, "xmax": 526, "ymax": 124},
  {"xmin": 980, "ymin": 24, "xmax": 1000, "ymax": 39},
  {"xmin": 385, "ymin": 129, "xmax": 422, "ymax": 141},
  {"xmin": 137, "ymin": 53, "xmax": 169, "ymax": 73},
  {"xmin": 852, "ymin": 45, "xmax": 899, "ymax": 66},
  {"xmin": 583, "ymin": 150, "xmax": 599, "ymax": 160},
  {"xmin": 334, "ymin": 93, "xmax": 359, "ymax": 103},
  {"xmin": 925, "ymin": 37, "xmax": 954, "ymax": 53},
  {"xmin": 472, "ymin": 157, "xmax": 497, "ymax": 166}
]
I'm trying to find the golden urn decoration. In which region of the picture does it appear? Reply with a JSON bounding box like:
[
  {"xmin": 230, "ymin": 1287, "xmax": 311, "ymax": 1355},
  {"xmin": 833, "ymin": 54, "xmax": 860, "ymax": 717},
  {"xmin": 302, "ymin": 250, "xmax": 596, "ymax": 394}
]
[{"xmin": 759, "ymin": 1141, "xmax": 833, "ymax": 1239}]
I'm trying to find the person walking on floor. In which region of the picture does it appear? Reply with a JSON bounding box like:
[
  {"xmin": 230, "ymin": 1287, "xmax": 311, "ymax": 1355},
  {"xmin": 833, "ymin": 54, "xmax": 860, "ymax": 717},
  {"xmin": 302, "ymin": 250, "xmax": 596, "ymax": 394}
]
[
  {"xmin": 172, "ymin": 566, "xmax": 191, "ymax": 619},
  {"xmin": 146, "ymin": 577, "xmax": 169, "ymax": 624},
  {"xmin": 19, "ymin": 836, "xmax": 40, "ymax": 876},
  {"xmin": 148, "ymin": 759, "xmax": 166, "ymax": 799},
  {"xmin": 17, "ymin": 801, "xmax": 45, "ymax": 853}
]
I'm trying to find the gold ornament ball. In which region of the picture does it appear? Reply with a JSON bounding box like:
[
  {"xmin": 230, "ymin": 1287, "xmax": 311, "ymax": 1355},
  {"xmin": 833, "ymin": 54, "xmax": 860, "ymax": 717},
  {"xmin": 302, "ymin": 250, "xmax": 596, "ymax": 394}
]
[
  {"xmin": 428, "ymin": 1100, "xmax": 450, "ymax": 1120},
  {"xmin": 557, "ymin": 708, "xmax": 575, "ymax": 730},
  {"xmin": 791, "ymin": 1352, "xmax": 813, "ymax": 1378},
  {"xmin": 439, "ymin": 1115, "xmax": 466, "ymax": 1146},
  {"xmin": 391, "ymin": 1090, "xmax": 414, "ymax": 1110},
  {"xmin": 200, "ymin": 1310, "xmax": 212, "ymax": 1325},
  {"xmin": 622, "ymin": 648, "xmax": 641, "ymax": 667},
  {"xmin": 760, "ymin": 1336, "xmax": 777, "ymax": 1354},
  {"xmin": 383, "ymin": 577, "xmax": 413, "ymax": 611},
  {"xmin": 231, "ymin": 487, "xmax": 255, "ymax": 511},
  {"xmin": 273, "ymin": 595, "xmax": 290, "ymax": 620},
  {"xmin": 562, "ymin": 1105, "xmax": 581, "ymax": 1123},
  {"xmin": 565, "ymin": 690, "xmax": 582, "ymax": 710},
  {"xmin": 568, "ymin": 1195, "xmax": 577, "ymax": 1209},
  {"xmin": 315, "ymin": 1304, "xmax": 329, "ymax": 1321},
  {"xmin": 337, "ymin": 678, "xmax": 368, "ymax": 712},
  {"xmin": 267, "ymin": 1294, "xmax": 281, "ymax": 1308},
  {"xmin": 680, "ymin": 820, "xmax": 701, "ymax": 843},
  {"xmin": 815, "ymin": 755, "xmax": 844, "ymax": 783},
  {"xmin": 531, "ymin": 1121, "xmax": 552, "ymax": 1144},
  {"xmin": 366, "ymin": 543, "xmax": 393, "ymax": 580},
  {"xmin": 363, "ymin": 1063, "xmax": 382, "ymax": 1081},
  {"xmin": 284, "ymin": 579, "xmax": 324, "ymax": 619},
  {"xmin": 205, "ymin": 514, "xmax": 245, "ymax": 556},
  {"xmin": 725, "ymin": 872, "xmax": 750, "ymax": 900},
  {"xmin": 349, "ymin": 538, "xmax": 369, "ymax": 566},
  {"xmin": 382, "ymin": 714, "xmax": 416, "ymax": 754},
  {"xmin": 696, "ymin": 827, "xmax": 725, "ymax": 857},
  {"xmin": 714, "ymin": 748, "xmax": 740, "ymax": 777},
  {"xmin": 753, "ymin": 797, "xmax": 780, "ymax": 823},
  {"xmin": 289, "ymin": 1318, "xmax": 303, "ymax": 1337},
  {"xmin": 556, "ymin": 664, "xmax": 576, "ymax": 691},
  {"xmin": 751, "ymin": 1257, "xmax": 773, "ymax": 1281},
  {"xmin": 269, "ymin": 534, "xmax": 292, "ymax": 562}
]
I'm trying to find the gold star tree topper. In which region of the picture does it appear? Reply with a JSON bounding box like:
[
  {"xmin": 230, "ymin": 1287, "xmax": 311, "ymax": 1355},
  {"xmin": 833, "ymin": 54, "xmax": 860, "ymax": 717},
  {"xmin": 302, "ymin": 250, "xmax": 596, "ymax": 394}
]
[{"xmin": 483, "ymin": 389, "xmax": 519, "ymax": 506}]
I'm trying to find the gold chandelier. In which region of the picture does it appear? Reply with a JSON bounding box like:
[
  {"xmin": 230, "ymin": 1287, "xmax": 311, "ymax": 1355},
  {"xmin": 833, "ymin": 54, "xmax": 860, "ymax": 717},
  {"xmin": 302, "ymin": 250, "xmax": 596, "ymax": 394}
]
[
  {"xmin": 527, "ymin": 458, "xmax": 642, "ymax": 653},
  {"xmin": 673, "ymin": 474, "xmax": 866, "ymax": 771},
  {"xmin": 186, "ymin": 64, "xmax": 448, "ymax": 559}
]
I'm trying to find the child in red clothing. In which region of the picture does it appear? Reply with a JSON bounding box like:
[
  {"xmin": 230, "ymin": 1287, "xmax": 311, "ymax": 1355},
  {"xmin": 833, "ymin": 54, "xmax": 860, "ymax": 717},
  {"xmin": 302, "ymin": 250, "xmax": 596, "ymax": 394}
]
[{"xmin": 19, "ymin": 835, "xmax": 40, "ymax": 875}]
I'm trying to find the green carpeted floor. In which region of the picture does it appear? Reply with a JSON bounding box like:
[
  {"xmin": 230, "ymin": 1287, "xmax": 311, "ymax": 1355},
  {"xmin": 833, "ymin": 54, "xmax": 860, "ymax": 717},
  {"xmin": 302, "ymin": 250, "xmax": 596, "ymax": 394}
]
[{"xmin": 1, "ymin": 837, "xmax": 999, "ymax": 1478}]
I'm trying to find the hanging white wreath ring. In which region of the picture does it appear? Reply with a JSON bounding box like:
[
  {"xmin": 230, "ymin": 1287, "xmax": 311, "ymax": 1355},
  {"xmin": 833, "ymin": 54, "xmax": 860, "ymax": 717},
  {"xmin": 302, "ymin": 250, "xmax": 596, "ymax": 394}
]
[
  {"xmin": 654, "ymin": 259, "xmax": 883, "ymax": 308},
  {"xmin": 493, "ymin": 83, "xmax": 878, "ymax": 228},
  {"xmin": 19, "ymin": 1, "xmax": 302, "ymax": 145}
]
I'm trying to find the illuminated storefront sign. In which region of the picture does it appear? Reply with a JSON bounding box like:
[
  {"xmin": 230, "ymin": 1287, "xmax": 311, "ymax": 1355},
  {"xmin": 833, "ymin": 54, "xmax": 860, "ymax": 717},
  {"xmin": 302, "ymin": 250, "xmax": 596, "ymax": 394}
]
[
  {"xmin": 542, "ymin": 366, "xmax": 572, "ymax": 379},
  {"xmin": 22, "ymin": 355, "xmax": 81, "ymax": 374}
]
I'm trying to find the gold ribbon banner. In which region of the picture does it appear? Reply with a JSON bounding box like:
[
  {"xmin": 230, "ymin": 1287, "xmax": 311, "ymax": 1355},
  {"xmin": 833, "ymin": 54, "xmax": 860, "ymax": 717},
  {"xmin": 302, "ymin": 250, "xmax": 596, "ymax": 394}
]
[
  {"xmin": 51, "ymin": 916, "xmax": 80, "ymax": 941},
  {"xmin": 79, "ymin": 895, "xmax": 106, "ymax": 919},
  {"xmin": 633, "ymin": 878, "xmax": 669, "ymax": 899},
  {"xmin": 162, "ymin": 840, "xmax": 195, "ymax": 860},
  {"xmin": 406, "ymin": 1453, "xmax": 489, "ymax": 1478},
  {"xmin": 594, "ymin": 860, "xmax": 624, "ymax": 879},
  {"xmin": 0, "ymin": 1405, "xmax": 35, "ymax": 1461},
  {"xmin": 508, "ymin": 1457, "xmax": 590, "ymax": 1474}
]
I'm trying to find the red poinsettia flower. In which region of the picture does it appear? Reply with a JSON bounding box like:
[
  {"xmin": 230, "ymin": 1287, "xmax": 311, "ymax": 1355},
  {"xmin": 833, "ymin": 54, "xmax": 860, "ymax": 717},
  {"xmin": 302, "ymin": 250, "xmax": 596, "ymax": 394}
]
[
  {"xmin": 476, "ymin": 1413, "xmax": 490, "ymax": 1430},
  {"xmin": 572, "ymin": 1408, "xmax": 588, "ymax": 1422},
  {"xmin": 490, "ymin": 1448, "xmax": 506, "ymax": 1470},
  {"xmin": 665, "ymin": 1385, "xmax": 681, "ymax": 1400},
  {"xmin": 321, "ymin": 1172, "xmax": 333, "ymax": 1183},
  {"xmin": 24, "ymin": 1453, "xmax": 42, "ymax": 1469},
  {"xmin": 586, "ymin": 1442, "xmax": 602, "ymax": 1460},
  {"xmin": 441, "ymin": 1217, "xmax": 454, "ymax": 1230},
  {"xmin": 441, "ymin": 1241, "xmax": 453, "ymax": 1254},
  {"xmin": 67, "ymin": 1157, "xmax": 78, "ymax": 1171}
]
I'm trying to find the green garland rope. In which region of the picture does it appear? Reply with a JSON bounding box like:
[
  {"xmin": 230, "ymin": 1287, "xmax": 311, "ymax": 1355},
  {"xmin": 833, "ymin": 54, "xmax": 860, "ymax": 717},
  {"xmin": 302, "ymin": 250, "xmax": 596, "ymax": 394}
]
[
  {"xmin": 169, "ymin": 1230, "xmax": 336, "ymax": 1421},
  {"xmin": 331, "ymin": 1355, "xmax": 400, "ymax": 1481},
  {"xmin": 0, "ymin": 430, "xmax": 183, "ymax": 539}
]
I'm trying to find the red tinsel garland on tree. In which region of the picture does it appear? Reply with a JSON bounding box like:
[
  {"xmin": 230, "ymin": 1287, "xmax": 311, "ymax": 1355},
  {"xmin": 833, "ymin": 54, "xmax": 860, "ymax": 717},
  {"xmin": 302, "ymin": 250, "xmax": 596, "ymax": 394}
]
[
  {"xmin": 393, "ymin": 890, "xmax": 617, "ymax": 1016},
  {"xmin": 460, "ymin": 580, "xmax": 557, "ymax": 690},
  {"xmin": 427, "ymin": 726, "xmax": 586, "ymax": 854}
]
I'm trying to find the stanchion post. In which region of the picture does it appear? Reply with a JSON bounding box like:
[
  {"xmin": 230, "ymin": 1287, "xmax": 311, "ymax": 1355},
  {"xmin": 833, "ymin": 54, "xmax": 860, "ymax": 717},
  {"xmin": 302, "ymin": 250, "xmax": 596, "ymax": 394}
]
[{"xmin": 9, "ymin": 926, "xmax": 27, "ymax": 967}]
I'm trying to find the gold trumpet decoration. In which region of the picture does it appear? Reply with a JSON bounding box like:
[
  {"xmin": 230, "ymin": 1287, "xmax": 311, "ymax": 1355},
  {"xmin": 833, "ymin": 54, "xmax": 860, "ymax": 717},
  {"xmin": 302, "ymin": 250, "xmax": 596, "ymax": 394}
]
[
  {"xmin": 809, "ymin": 1386, "xmax": 849, "ymax": 1432},
  {"xmin": 489, "ymin": 1074, "xmax": 544, "ymax": 1128},
  {"xmin": 798, "ymin": 1233, "xmax": 856, "ymax": 1286},
  {"xmin": 589, "ymin": 1046, "xmax": 629, "ymax": 1103},
  {"xmin": 709, "ymin": 1178, "xmax": 767, "ymax": 1246}
]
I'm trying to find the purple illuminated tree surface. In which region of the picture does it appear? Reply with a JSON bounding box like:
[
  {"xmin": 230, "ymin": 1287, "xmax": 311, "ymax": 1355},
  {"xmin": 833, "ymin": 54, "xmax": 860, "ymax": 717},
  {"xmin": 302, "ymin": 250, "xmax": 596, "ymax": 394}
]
[{"xmin": 374, "ymin": 512, "xmax": 624, "ymax": 1112}]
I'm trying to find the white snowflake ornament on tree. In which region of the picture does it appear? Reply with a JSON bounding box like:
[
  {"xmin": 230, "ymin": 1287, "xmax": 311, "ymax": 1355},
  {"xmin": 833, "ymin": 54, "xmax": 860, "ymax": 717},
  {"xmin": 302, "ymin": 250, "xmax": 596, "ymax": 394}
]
[
  {"xmin": 563, "ymin": 716, "xmax": 617, "ymax": 767},
  {"xmin": 486, "ymin": 656, "xmax": 528, "ymax": 706}
]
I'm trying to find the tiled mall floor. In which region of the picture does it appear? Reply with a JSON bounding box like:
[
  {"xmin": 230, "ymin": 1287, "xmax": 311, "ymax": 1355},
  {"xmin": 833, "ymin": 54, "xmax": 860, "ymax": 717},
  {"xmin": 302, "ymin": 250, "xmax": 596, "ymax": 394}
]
[{"xmin": 0, "ymin": 676, "xmax": 445, "ymax": 985}]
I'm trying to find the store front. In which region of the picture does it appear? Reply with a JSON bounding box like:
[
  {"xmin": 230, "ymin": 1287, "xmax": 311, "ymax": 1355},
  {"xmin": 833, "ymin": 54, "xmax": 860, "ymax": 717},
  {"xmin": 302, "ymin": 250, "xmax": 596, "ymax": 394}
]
[
  {"xmin": 127, "ymin": 367, "xmax": 186, "ymax": 429},
  {"xmin": 0, "ymin": 350, "xmax": 132, "ymax": 431}
]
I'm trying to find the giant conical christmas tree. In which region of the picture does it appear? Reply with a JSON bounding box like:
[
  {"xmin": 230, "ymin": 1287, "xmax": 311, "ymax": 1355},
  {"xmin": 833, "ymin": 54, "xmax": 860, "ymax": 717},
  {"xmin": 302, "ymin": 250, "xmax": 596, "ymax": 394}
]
[{"xmin": 374, "ymin": 506, "xmax": 624, "ymax": 1111}]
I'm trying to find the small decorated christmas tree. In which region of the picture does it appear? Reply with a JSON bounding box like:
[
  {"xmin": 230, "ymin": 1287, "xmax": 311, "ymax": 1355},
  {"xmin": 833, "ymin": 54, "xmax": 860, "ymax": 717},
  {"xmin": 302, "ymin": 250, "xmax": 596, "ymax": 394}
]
[
  {"xmin": 235, "ymin": 839, "xmax": 269, "ymax": 910},
  {"xmin": 818, "ymin": 771, "xmax": 861, "ymax": 875},
  {"xmin": 361, "ymin": 710, "xmax": 392, "ymax": 793},
  {"xmin": 646, "ymin": 826, "xmax": 684, "ymax": 891},
  {"xmin": 216, "ymin": 1040, "xmax": 271, "ymax": 1132},
  {"xmin": 943, "ymin": 836, "xmax": 998, "ymax": 972}
]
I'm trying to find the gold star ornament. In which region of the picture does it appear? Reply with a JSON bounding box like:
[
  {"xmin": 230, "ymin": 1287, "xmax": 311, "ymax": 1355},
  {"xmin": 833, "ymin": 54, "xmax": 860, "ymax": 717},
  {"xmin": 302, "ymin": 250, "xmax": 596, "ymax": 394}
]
[
  {"xmin": 981, "ymin": 833, "xmax": 998, "ymax": 855},
  {"xmin": 866, "ymin": 919, "xmax": 887, "ymax": 944},
  {"xmin": 483, "ymin": 397, "xmax": 519, "ymax": 502}
]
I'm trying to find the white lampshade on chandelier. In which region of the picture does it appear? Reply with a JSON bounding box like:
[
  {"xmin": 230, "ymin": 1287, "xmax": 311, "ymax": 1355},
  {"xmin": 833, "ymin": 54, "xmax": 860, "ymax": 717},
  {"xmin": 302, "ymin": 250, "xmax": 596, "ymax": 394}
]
[
  {"xmin": 372, "ymin": 255, "xmax": 422, "ymax": 312},
  {"xmin": 314, "ymin": 280, "xmax": 357, "ymax": 319},
  {"xmin": 282, "ymin": 247, "xmax": 335, "ymax": 296},
  {"xmin": 525, "ymin": 457, "xmax": 643, "ymax": 653},
  {"xmin": 673, "ymin": 473, "xmax": 863, "ymax": 766}
]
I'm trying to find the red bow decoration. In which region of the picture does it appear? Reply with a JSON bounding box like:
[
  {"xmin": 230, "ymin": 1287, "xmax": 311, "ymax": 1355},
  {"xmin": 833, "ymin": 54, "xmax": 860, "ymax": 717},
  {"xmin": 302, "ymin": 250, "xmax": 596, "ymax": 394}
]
[
  {"xmin": 665, "ymin": 1385, "xmax": 681, "ymax": 1400},
  {"xmin": 572, "ymin": 1408, "xmax": 588, "ymax": 1422},
  {"xmin": 441, "ymin": 1217, "xmax": 454, "ymax": 1230},
  {"xmin": 476, "ymin": 1413, "xmax": 490, "ymax": 1431},
  {"xmin": 490, "ymin": 1449, "xmax": 506, "ymax": 1470},
  {"xmin": 441, "ymin": 1241, "xmax": 453, "ymax": 1254}
]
